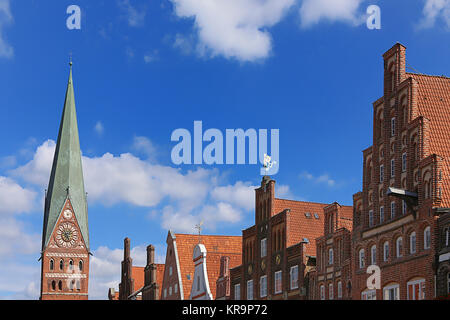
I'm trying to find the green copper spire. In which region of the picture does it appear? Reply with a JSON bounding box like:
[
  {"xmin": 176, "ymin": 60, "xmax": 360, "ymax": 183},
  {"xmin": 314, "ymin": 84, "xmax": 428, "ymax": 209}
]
[{"xmin": 42, "ymin": 63, "xmax": 89, "ymax": 251}]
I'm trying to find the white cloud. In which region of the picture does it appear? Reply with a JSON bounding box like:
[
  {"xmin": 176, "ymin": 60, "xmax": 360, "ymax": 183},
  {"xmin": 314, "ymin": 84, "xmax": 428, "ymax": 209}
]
[
  {"xmin": 0, "ymin": 0, "xmax": 13, "ymax": 58},
  {"xmin": 118, "ymin": 0, "xmax": 146, "ymax": 27},
  {"xmin": 0, "ymin": 218, "xmax": 40, "ymax": 257},
  {"xmin": 419, "ymin": 0, "xmax": 450, "ymax": 29},
  {"xmin": 94, "ymin": 121, "xmax": 104, "ymax": 136},
  {"xmin": 89, "ymin": 244, "xmax": 152, "ymax": 300},
  {"xmin": 299, "ymin": 0, "xmax": 366, "ymax": 28},
  {"xmin": 170, "ymin": 0, "xmax": 295, "ymax": 62},
  {"xmin": 0, "ymin": 176, "xmax": 37, "ymax": 215},
  {"xmin": 211, "ymin": 181, "xmax": 256, "ymax": 211},
  {"xmin": 131, "ymin": 136, "xmax": 157, "ymax": 159},
  {"xmin": 144, "ymin": 50, "xmax": 159, "ymax": 63},
  {"xmin": 299, "ymin": 171, "xmax": 336, "ymax": 187}
]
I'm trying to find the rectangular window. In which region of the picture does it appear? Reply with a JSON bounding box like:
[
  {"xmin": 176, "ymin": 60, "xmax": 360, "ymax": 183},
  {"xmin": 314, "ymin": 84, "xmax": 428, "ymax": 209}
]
[
  {"xmin": 402, "ymin": 200, "xmax": 407, "ymax": 215},
  {"xmin": 329, "ymin": 283, "xmax": 334, "ymax": 300},
  {"xmin": 369, "ymin": 210, "xmax": 374, "ymax": 227},
  {"xmin": 361, "ymin": 289, "xmax": 377, "ymax": 300},
  {"xmin": 290, "ymin": 265, "xmax": 298, "ymax": 290},
  {"xmin": 261, "ymin": 238, "xmax": 267, "ymax": 258},
  {"xmin": 320, "ymin": 285, "xmax": 325, "ymax": 300},
  {"xmin": 407, "ymin": 280, "xmax": 425, "ymax": 300},
  {"xmin": 391, "ymin": 117, "xmax": 396, "ymax": 137},
  {"xmin": 380, "ymin": 165, "xmax": 384, "ymax": 183},
  {"xmin": 274, "ymin": 271, "xmax": 282, "ymax": 294},
  {"xmin": 234, "ymin": 284, "xmax": 240, "ymax": 300},
  {"xmin": 247, "ymin": 280, "xmax": 253, "ymax": 300},
  {"xmin": 329, "ymin": 248, "xmax": 334, "ymax": 265},
  {"xmin": 402, "ymin": 153, "xmax": 407, "ymax": 172},
  {"xmin": 380, "ymin": 206, "xmax": 384, "ymax": 223},
  {"xmin": 391, "ymin": 159, "xmax": 395, "ymax": 177},
  {"xmin": 383, "ymin": 285, "xmax": 399, "ymax": 300},
  {"xmin": 391, "ymin": 201, "xmax": 396, "ymax": 219},
  {"xmin": 337, "ymin": 281, "xmax": 342, "ymax": 299},
  {"xmin": 260, "ymin": 276, "xmax": 267, "ymax": 298}
]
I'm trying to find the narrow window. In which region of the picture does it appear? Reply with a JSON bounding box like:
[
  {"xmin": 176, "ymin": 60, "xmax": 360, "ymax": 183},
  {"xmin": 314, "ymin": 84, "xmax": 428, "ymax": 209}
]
[
  {"xmin": 371, "ymin": 245, "xmax": 377, "ymax": 265},
  {"xmin": 51, "ymin": 281, "xmax": 56, "ymax": 291},
  {"xmin": 329, "ymin": 283, "xmax": 334, "ymax": 300},
  {"xmin": 320, "ymin": 285, "xmax": 325, "ymax": 300},
  {"xmin": 410, "ymin": 232, "xmax": 417, "ymax": 254},
  {"xmin": 274, "ymin": 271, "xmax": 282, "ymax": 294},
  {"xmin": 290, "ymin": 266, "xmax": 299, "ymax": 290},
  {"xmin": 391, "ymin": 202, "xmax": 396, "ymax": 219},
  {"xmin": 58, "ymin": 280, "xmax": 62, "ymax": 291},
  {"xmin": 247, "ymin": 280, "xmax": 254, "ymax": 300},
  {"xmin": 383, "ymin": 241, "xmax": 389, "ymax": 261},
  {"xmin": 49, "ymin": 259, "xmax": 54, "ymax": 271},
  {"xmin": 261, "ymin": 238, "xmax": 267, "ymax": 258},
  {"xmin": 337, "ymin": 281, "xmax": 342, "ymax": 299},
  {"xmin": 391, "ymin": 159, "xmax": 395, "ymax": 177},
  {"xmin": 79, "ymin": 260, "xmax": 83, "ymax": 272},
  {"xmin": 380, "ymin": 165, "xmax": 384, "ymax": 183},
  {"xmin": 424, "ymin": 227, "xmax": 431, "ymax": 250},
  {"xmin": 402, "ymin": 200, "xmax": 407, "ymax": 215},
  {"xmin": 396, "ymin": 237, "xmax": 403, "ymax": 258},
  {"xmin": 69, "ymin": 260, "xmax": 73, "ymax": 271},
  {"xmin": 380, "ymin": 206, "xmax": 384, "ymax": 223},
  {"xmin": 234, "ymin": 284, "xmax": 241, "ymax": 300},
  {"xmin": 59, "ymin": 259, "xmax": 64, "ymax": 271},
  {"xmin": 260, "ymin": 276, "xmax": 267, "ymax": 298},
  {"xmin": 359, "ymin": 249, "xmax": 365, "ymax": 269},
  {"xmin": 369, "ymin": 210, "xmax": 374, "ymax": 227},
  {"xmin": 328, "ymin": 248, "xmax": 334, "ymax": 265}
]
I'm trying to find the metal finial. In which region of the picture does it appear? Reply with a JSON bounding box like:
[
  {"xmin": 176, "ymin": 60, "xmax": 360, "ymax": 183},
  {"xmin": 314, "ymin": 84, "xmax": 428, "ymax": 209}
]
[
  {"xmin": 195, "ymin": 221, "xmax": 203, "ymax": 244},
  {"xmin": 69, "ymin": 52, "xmax": 73, "ymax": 67}
]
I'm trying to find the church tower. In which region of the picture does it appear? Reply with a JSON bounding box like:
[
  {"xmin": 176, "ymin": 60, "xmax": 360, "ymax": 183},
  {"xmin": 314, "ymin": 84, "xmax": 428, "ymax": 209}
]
[{"xmin": 39, "ymin": 63, "xmax": 90, "ymax": 300}]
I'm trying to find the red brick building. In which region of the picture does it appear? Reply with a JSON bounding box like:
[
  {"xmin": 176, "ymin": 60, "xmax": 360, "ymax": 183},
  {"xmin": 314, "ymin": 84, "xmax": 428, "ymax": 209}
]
[
  {"xmin": 309, "ymin": 202, "xmax": 353, "ymax": 300},
  {"xmin": 160, "ymin": 231, "xmax": 242, "ymax": 300},
  {"xmin": 109, "ymin": 238, "xmax": 165, "ymax": 300},
  {"xmin": 352, "ymin": 43, "xmax": 450, "ymax": 300},
  {"xmin": 230, "ymin": 176, "xmax": 328, "ymax": 300},
  {"xmin": 40, "ymin": 64, "xmax": 90, "ymax": 300}
]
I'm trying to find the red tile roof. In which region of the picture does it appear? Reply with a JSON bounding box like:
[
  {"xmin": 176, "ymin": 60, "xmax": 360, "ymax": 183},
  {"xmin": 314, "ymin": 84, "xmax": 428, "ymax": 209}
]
[
  {"xmin": 408, "ymin": 73, "xmax": 450, "ymax": 207},
  {"xmin": 274, "ymin": 198, "xmax": 327, "ymax": 256},
  {"xmin": 173, "ymin": 233, "xmax": 242, "ymax": 299},
  {"xmin": 131, "ymin": 263, "xmax": 165, "ymax": 298}
]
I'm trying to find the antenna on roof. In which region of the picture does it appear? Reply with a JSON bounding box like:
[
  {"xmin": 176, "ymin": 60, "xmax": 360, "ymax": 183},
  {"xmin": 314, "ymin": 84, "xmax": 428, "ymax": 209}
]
[
  {"xmin": 195, "ymin": 221, "xmax": 203, "ymax": 244},
  {"xmin": 406, "ymin": 63, "xmax": 421, "ymax": 74}
]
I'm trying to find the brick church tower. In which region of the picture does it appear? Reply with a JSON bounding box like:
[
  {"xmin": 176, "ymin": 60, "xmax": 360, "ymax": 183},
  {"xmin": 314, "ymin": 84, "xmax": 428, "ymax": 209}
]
[{"xmin": 39, "ymin": 63, "xmax": 90, "ymax": 300}]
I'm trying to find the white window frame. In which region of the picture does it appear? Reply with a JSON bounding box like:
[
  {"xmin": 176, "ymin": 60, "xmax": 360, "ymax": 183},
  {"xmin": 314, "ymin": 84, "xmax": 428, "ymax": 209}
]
[
  {"xmin": 329, "ymin": 283, "xmax": 334, "ymax": 300},
  {"xmin": 383, "ymin": 283, "xmax": 400, "ymax": 300},
  {"xmin": 380, "ymin": 206, "xmax": 384, "ymax": 223},
  {"xmin": 274, "ymin": 271, "xmax": 282, "ymax": 294},
  {"xmin": 320, "ymin": 285, "xmax": 325, "ymax": 300},
  {"xmin": 234, "ymin": 284, "xmax": 241, "ymax": 300},
  {"xmin": 337, "ymin": 281, "xmax": 342, "ymax": 299},
  {"xmin": 359, "ymin": 249, "xmax": 365, "ymax": 269},
  {"xmin": 261, "ymin": 238, "xmax": 267, "ymax": 258},
  {"xmin": 371, "ymin": 245, "xmax": 376, "ymax": 265},
  {"xmin": 361, "ymin": 289, "xmax": 377, "ymax": 300},
  {"xmin": 290, "ymin": 265, "xmax": 298, "ymax": 290},
  {"xmin": 407, "ymin": 279, "xmax": 425, "ymax": 300},
  {"xmin": 424, "ymin": 226, "xmax": 431, "ymax": 250},
  {"xmin": 410, "ymin": 232, "xmax": 417, "ymax": 254},
  {"xmin": 247, "ymin": 280, "xmax": 253, "ymax": 300},
  {"xmin": 328, "ymin": 248, "xmax": 334, "ymax": 265},
  {"xmin": 383, "ymin": 241, "xmax": 389, "ymax": 261},
  {"xmin": 396, "ymin": 237, "xmax": 403, "ymax": 258},
  {"xmin": 260, "ymin": 275, "xmax": 267, "ymax": 298}
]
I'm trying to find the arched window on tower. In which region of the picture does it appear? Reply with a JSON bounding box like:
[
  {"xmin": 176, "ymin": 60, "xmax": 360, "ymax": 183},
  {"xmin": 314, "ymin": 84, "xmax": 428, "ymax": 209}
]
[
  {"xmin": 51, "ymin": 281, "xmax": 56, "ymax": 291},
  {"xmin": 49, "ymin": 259, "xmax": 54, "ymax": 271},
  {"xmin": 58, "ymin": 280, "xmax": 62, "ymax": 291},
  {"xmin": 59, "ymin": 259, "xmax": 64, "ymax": 271},
  {"xmin": 79, "ymin": 260, "xmax": 83, "ymax": 272},
  {"xmin": 69, "ymin": 259, "xmax": 74, "ymax": 271}
]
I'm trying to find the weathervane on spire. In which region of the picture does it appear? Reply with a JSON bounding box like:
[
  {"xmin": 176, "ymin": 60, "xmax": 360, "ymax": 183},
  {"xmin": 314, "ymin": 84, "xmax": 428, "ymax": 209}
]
[
  {"xmin": 69, "ymin": 52, "xmax": 73, "ymax": 67},
  {"xmin": 195, "ymin": 221, "xmax": 203, "ymax": 244}
]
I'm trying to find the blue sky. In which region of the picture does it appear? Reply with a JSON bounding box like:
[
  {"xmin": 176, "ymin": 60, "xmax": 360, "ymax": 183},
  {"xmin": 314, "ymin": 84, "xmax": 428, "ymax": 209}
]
[{"xmin": 0, "ymin": 0, "xmax": 449, "ymax": 299}]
